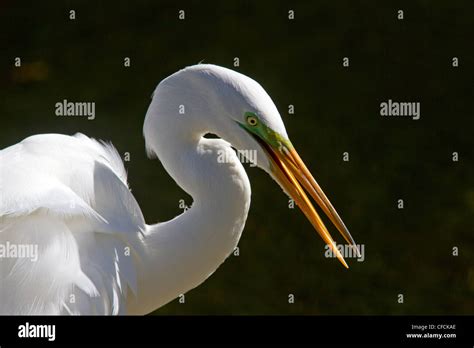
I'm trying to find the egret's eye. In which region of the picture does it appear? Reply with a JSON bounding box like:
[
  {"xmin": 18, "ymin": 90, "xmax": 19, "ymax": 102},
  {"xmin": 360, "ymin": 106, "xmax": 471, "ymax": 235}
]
[{"xmin": 246, "ymin": 115, "xmax": 258, "ymax": 127}]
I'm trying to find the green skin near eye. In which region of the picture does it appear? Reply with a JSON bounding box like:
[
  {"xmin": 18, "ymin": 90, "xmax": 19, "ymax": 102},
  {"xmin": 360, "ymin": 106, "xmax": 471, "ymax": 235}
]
[{"xmin": 237, "ymin": 112, "xmax": 293, "ymax": 152}]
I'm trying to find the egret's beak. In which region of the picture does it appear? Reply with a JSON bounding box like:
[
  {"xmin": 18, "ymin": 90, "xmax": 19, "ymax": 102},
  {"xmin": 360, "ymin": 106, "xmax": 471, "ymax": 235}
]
[{"xmin": 256, "ymin": 137, "xmax": 358, "ymax": 268}]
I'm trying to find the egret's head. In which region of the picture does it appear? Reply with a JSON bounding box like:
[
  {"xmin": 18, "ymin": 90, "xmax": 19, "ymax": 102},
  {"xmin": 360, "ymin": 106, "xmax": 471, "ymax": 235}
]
[{"xmin": 150, "ymin": 64, "xmax": 357, "ymax": 267}]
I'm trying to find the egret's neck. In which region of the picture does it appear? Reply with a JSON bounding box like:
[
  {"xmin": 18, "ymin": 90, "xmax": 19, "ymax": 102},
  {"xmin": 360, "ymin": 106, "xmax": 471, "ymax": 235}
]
[{"xmin": 128, "ymin": 128, "xmax": 251, "ymax": 314}]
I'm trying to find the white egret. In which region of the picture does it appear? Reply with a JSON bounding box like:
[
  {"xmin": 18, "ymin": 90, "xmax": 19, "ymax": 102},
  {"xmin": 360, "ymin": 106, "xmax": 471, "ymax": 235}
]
[{"xmin": 0, "ymin": 64, "xmax": 356, "ymax": 315}]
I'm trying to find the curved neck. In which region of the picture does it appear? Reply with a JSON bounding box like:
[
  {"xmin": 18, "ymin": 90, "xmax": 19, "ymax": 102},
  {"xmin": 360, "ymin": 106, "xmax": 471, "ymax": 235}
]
[{"xmin": 128, "ymin": 130, "xmax": 251, "ymax": 314}]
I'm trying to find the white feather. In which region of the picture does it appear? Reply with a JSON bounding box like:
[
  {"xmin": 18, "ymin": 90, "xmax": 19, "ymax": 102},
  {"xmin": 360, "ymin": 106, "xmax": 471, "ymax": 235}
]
[{"xmin": 0, "ymin": 133, "xmax": 142, "ymax": 314}]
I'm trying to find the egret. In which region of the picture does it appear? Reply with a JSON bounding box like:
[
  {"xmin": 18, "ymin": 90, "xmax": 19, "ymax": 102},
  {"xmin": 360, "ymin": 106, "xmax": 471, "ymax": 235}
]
[{"xmin": 0, "ymin": 64, "xmax": 356, "ymax": 315}]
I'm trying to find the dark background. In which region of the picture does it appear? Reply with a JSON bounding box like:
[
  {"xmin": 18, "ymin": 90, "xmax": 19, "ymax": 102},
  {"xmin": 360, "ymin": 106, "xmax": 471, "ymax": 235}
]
[{"xmin": 0, "ymin": 0, "xmax": 472, "ymax": 315}]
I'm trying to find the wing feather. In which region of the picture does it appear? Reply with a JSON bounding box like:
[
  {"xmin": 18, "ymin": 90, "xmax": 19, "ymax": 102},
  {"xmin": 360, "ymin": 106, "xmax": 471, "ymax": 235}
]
[{"xmin": 0, "ymin": 133, "xmax": 145, "ymax": 314}]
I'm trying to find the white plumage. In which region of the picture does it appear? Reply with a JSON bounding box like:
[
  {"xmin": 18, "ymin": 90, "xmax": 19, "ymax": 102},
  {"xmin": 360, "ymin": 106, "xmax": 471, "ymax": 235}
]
[
  {"xmin": 0, "ymin": 133, "xmax": 143, "ymax": 314},
  {"xmin": 0, "ymin": 64, "xmax": 355, "ymax": 314}
]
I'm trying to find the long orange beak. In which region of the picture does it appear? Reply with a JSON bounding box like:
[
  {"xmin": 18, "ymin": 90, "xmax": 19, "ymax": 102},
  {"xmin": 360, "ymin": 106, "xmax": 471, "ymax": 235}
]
[{"xmin": 263, "ymin": 142, "xmax": 358, "ymax": 268}]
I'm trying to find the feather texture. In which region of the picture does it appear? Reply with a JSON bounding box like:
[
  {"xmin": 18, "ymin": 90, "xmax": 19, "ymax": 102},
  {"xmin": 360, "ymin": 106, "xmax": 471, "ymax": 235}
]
[{"xmin": 0, "ymin": 133, "xmax": 142, "ymax": 314}]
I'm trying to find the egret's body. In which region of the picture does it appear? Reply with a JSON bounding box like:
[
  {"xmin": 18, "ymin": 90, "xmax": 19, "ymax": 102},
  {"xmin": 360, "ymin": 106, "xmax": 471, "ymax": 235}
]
[{"xmin": 0, "ymin": 64, "xmax": 356, "ymax": 314}]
